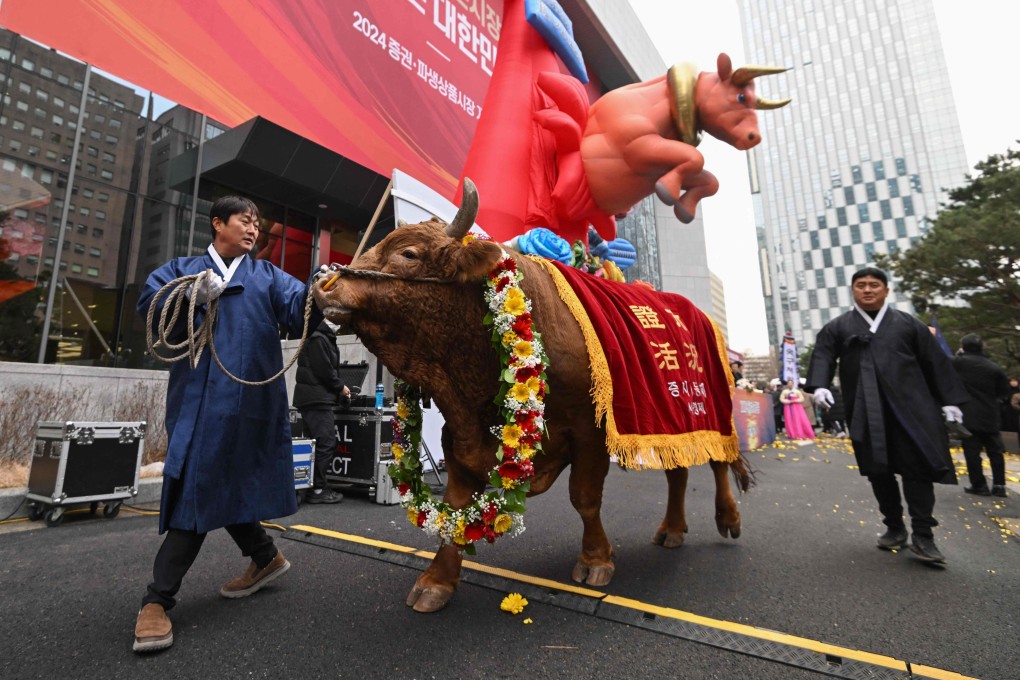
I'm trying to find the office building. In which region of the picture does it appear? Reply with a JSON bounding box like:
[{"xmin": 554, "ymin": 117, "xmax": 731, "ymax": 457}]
[{"xmin": 737, "ymin": 0, "xmax": 969, "ymax": 345}]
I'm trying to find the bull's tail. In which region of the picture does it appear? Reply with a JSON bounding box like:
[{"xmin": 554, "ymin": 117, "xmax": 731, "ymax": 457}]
[{"xmin": 730, "ymin": 452, "xmax": 756, "ymax": 492}]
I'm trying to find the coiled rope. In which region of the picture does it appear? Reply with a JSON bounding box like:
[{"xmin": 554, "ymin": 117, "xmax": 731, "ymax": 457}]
[{"xmin": 144, "ymin": 269, "xmax": 316, "ymax": 387}]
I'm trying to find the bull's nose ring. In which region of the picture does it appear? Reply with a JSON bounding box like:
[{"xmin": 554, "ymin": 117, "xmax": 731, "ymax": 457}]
[{"xmin": 322, "ymin": 272, "xmax": 341, "ymax": 291}]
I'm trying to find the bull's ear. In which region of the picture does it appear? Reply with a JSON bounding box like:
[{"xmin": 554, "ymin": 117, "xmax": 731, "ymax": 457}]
[
  {"xmin": 717, "ymin": 53, "xmax": 733, "ymax": 81},
  {"xmin": 452, "ymin": 239, "xmax": 504, "ymax": 283}
]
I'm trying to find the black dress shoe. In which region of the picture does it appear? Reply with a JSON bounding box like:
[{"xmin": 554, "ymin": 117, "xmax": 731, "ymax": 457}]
[
  {"xmin": 909, "ymin": 535, "xmax": 946, "ymax": 563},
  {"xmin": 876, "ymin": 528, "xmax": 908, "ymax": 550},
  {"xmin": 964, "ymin": 485, "xmax": 992, "ymax": 496},
  {"xmin": 991, "ymin": 485, "xmax": 1007, "ymax": 498}
]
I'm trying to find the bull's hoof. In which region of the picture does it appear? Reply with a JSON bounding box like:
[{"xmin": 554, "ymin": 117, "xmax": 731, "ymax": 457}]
[
  {"xmin": 715, "ymin": 514, "xmax": 742, "ymax": 539},
  {"xmin": 571, "ymin": 560, "xmax": 615, "ymax": 587},
  {"xmin": 652, "ymin": 530, "xmax": 686, "ymax": 548},
  {"xmin": 654, "ymin": 182, "xmax": 678, "ymax": 206},
  {"xmin": 673, "ymin": 203, "xmax": 694, "ymax": 223},
  {"xmin": 406, "ymin": 582, "xmax": 456, "ymax": 613}
]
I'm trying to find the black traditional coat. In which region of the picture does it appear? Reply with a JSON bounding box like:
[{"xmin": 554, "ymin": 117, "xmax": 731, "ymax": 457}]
[
  {"xmin": 952, "ymin": 351, "xmax": 1009, "ymax": 433},
  {"xmin": 805, "ymin": 307, "xmax": 968, "ymax": 482}
]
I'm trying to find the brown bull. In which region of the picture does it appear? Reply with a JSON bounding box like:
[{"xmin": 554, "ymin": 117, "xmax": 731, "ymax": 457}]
[
  {"xmin": 581, "ymin": 53, "xmax": 789, "ymax": 224},
  {"xmin": 313, "ymin": 182, "xmax": 747, "ymax": 613}
]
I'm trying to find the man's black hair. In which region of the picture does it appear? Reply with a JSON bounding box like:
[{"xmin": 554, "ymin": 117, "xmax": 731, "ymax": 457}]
[
  {"xmin": 209, "ymin": 196, "xmax": 260, "ymax": 236},
  {"xmin": 960, "ymin": 333, "xmax": 983, "ymax": 353},
  {"xmin": 851, "ymin": 266, "xmax": 888, "ymax": 286}
]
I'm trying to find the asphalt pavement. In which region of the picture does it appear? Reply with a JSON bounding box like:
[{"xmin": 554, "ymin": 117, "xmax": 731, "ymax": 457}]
[{"xmin": 1, "ymin": 435, "xmax": 1017, "ymax": 680}]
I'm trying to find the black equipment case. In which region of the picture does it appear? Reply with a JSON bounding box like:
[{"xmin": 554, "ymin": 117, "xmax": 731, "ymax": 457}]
[{"xmin": 26, "ymin": 421, "xmax": 146, "ymax": 527}]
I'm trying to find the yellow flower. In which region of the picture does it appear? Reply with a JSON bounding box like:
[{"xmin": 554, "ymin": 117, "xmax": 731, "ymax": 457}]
[
  {"xmin": 502, "ymin": 330, "xmax": 518, "ymax": 347},
  {"xmin": 501, "ymin": 476, "xmax": 519, "ymax": 490},
  {"xmin": 452, "ymin": 517, "xmax": 468, "ymax": 545},
  {"xmin": 525, "ymin": 376, "xmax": 542, "ymax": 394},
  {"xmin": 396, "ymin": 401, "xmax": 410, "ymax": 419},
  {"xmin": 392, "ymin": 442, "xmax": 404, "ymax": 461},
  {"xmin": 461, "ymin": 233, "xmax": 476, "ymax": 245},
  {"xmin": 501, "ymin": 424, "xmax": 522, "ymax": 447},
  {"xmin": 493, "ymin": 513, "xmax": 513, "ymax": 533},
  {"xmin": 407, "ymin": 507, "xmax": 419, "ymax": 524},
  {"xmin": 514, "ymin": 339, "xmax": 533, "ymax": 358},
  {"xmin": 503, "ymin": 288, "xmax": 526, "ymax": 316},
  {"xmin": 500, "ymin": 592, "xmax": 528, "ymax": 614},
  {"xmin": 517, "ymin": 444, "xmax": 535, "ymax": 460},
  {"xmin": 509, "ymin": 382, "xmax": 531, "ymax": 402}
]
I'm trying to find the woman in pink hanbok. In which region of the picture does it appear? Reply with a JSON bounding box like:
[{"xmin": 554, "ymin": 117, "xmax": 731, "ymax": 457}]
[{"xmin": 780, "ymin": 381, "xmax": 815, "ymax": 440}]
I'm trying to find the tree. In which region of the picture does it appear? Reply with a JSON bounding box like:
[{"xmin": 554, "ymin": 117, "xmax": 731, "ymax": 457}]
[{"xmin": 876, "ymin": 147, "xmax": 1020, "ymax": 373}]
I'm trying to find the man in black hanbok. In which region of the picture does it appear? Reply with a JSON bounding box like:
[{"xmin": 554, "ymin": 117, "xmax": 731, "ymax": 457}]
[{"xmin": 805, "ymin": 268, "xmax": 968, "ymax": 564}]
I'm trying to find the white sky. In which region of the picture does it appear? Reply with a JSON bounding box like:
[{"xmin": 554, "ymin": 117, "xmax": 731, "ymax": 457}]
[{"xmin": 627, "ymin": 0, "xmax": 1017, "ymax": 355}]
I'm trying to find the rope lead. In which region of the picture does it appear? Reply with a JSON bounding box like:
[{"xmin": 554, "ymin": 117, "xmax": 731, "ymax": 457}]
[{"xmin": 144, "ymin": 268, "xmax": 316, "ymax": 387}]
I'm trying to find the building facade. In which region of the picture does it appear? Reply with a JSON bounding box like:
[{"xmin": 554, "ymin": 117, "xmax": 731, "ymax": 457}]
[
  {"xmin": 737, "ymin": 0, "xmax": 969, "ymax": 346},
  {"xmin": 0, "ymin": 2, "xmax": 716, "ymax": 370}
]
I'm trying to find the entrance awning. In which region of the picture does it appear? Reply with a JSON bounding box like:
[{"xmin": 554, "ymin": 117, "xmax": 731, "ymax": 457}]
[{"xmin": 168, "ymin": 116, "xmax": 392, "ymax": 226}]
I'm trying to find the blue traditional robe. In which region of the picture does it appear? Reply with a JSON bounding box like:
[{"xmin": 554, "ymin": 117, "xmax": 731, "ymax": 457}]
[{"xmin": 138, "ymin": 250, "xmax": 321, "ymax": 533}]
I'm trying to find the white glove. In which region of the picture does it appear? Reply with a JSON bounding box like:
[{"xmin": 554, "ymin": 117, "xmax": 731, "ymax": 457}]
[
  {"xmin": 942, "ymin": 405, "xmax": 963, "ymax": 423},
  {"xmin": 188, "ymin": 271, "xmax": 226, "ymax": 305},
  {"xmin": 812, "ymin": 388, "xmax": 834, "ymax": 408}
]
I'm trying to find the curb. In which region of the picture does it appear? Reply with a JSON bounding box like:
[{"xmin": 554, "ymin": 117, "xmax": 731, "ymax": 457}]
[{"xmin": 1, "ymin": 477, "xmax": 163, "ymax": 521}]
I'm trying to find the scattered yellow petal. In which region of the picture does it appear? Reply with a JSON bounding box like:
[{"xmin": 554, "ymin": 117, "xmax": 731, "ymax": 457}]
[
  {"xmin": 523, "ymin": 618, "xmax": 533, "ymax": 624},
  {"xmin": 501, "ymin": 592, "xmax": 528, "ymax": 615}
]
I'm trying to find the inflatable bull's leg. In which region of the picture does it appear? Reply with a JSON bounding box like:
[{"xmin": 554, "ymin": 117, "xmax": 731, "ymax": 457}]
[
  {"xmin": 711, "ymin": 460, "xmax": 742, "ymax": 539},
  {"xmin": 652, "ymin": 146, "xmax": 706, "ymax": 218},
  {"xmin": 566, "ymin": 447, "xmax": 615, "ymax": 587},
  {"xmin": 675, "ymin": 170, "xmax": 721, "ymax": 224},
  {"xmin": 653, "ymin": 466, "xmax": 690, "ymax": 548}
]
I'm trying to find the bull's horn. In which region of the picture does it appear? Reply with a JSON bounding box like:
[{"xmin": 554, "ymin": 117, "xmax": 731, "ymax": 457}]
[
  {"xmin": 445, "ymin": 177, "xmax": 479, "ymax": 239},
  {"xmin": 756, "ymin": 96, "xmax": 791, "ymax": 110},
  {"xmin": 730, "ymin": 65, "xmax": 788, "ymax": 88}
]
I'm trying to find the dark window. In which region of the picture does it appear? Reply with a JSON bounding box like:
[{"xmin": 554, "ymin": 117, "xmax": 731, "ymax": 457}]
[
  {"xmin": 851, "ymin": 165, "xmax": 863, "ymax": 183},
  {"xmin": 810, "ymin": 231, "xmax": 820, "ymax": 248},
  {"xmin": 888, "ymin": 178, "xmax": 900, "ymax": 198},
  {"xmin": 815, "ymin": 270, "xmax": 825, "ymax": 287},
  {"xmin": 872, "ymin": 222, "xmax": 884, "ymax": 240},
  {"xmin": 822, "ymin": 250, "xmax": 833, "ymax": 267},
  {"xmin": 844, "ymin": 186, "xmax": 855, "ymax": 204},
  {"xmin": 909, "ymin": 174, "xmax": 922, "ymax": 192},
  {"xmin": 829, "ymin": 228, "xmax": 839, "ymax": 246},
  {"xmin": 895, "ymin": 158, "xmax": 907, "ymax": 175},
  {"xmin": 836, "ymin": 267, "xmax": 847, "ymax": 286},
  {"xmin": 837, "ymin": 207, "xmax": 847, "ymax": 226},
  {"xmin": 808, "ymin": 290, "xmax": 818, "ymax": 307},
  {"xmin": 873, "ymin": 160, "xmax": 885, "ymax": 180},
  {"xmin": 817, "ymin": 214, "xmax": 827, "ymax": 229},
  {"xmin": 895, "ymin": 218, "xmax": 907, "ymax": 238},
  {"xmin": 902, "ymin": 196, "xmax": 914, "ymax": 216},
  {"xmin": 880, "ymin": 200, "xmax": 892, "ymax": 219},
  {"xmin": 864, "ymin": 243, "xmax": 875, "ymax": 259},
  {"xmin": 865, "ymin": 182, "xmax": 877, "ymax": 201},
  {"xmin": 858, "ymin": 203, "xmax": 870, "ymax": 221},
  {"xmin": 803, "ymin": 252, "xmax": 813, "ymax": 269},
  {"xmin": 850, "ymin": 224, "xmax": 861, "ymax": 243}
]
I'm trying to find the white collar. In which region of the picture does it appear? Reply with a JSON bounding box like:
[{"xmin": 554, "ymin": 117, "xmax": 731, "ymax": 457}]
[
  {"xmin": 853, "ymin": 301, "xmax": 889, "ymax": 333},
  {"xmin": 207, "ymin": 244, "xmax": 245, "ymax": 282}
]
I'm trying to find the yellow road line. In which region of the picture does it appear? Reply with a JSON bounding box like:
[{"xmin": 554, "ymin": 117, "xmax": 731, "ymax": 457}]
[{"xmin": 286, "ymin": 522, "xmax": 978, "ymax": 680}]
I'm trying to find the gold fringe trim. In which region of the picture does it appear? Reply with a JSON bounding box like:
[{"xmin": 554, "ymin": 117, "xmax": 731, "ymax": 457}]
[{"xmin": 534, "ymin": 258, "xmax": 740, "ymax": 469}]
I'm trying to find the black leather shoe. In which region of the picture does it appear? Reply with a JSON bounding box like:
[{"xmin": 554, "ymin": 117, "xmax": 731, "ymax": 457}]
[
  {"xmin": 964, "ymin": 485, "xmax": 992, "ymax": 496},
  {"xmin": 876, "ymin": 528, "xmax": 908, "ymax": 551},
  {"xmin": 909, "ymin": 535, "xmax": 945, "ymax": 563},
  {"xmin": 305, "ymin": 488, "xmax": 344, "ymax": 504},
  {"xmin": 991, "ymin": 485, "xmax": 1007, "ymax": 498}
]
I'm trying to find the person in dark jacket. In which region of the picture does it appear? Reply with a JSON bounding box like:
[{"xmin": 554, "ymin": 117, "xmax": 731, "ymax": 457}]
[
  {"xmin": 806, "ymin": 267, "xmax": 969, "ymax": 564},
  {"xmin": 293, "ymin": 320, "xmax": 350, "ymax": 504},
  {"xmin": 1001, "ymin": 376, "xmax": 1020, "ymax": 435},
  {"xmin": 952, "ymin": 334, "xmax": 1010, "ymax": 497}
]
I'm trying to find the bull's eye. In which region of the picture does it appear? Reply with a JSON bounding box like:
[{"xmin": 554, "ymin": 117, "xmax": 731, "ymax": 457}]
[
  {"xmin": 401, "ymin": 249, "xmax": 418, "ymax": 260},
  {"xmin": 737, "ymin": 93, "xmax": 747, "ymax": 105}
]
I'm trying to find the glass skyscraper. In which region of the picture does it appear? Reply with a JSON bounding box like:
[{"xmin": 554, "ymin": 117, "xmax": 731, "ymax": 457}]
[{"xmin": 737, "ymin": 0, "xmax": 970, "ymax": 346}]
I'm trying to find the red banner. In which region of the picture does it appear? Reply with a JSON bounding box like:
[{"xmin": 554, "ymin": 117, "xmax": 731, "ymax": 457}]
[
  {"xmin": 537, "ymin": 259, "xmax": 740, "ymax": 469},
  {"xmin": 0, "ymin": 0, "xmax": 503, "ymax": 197}
]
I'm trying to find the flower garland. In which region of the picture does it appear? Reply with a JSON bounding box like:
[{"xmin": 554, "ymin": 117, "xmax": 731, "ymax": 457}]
[{"xmin": 388, "ymin": 251, "xmax": 549, "ymax": 554}]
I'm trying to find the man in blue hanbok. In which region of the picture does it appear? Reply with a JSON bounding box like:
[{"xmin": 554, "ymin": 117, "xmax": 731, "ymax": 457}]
[{"xmin": 133, "ymin": 196, "xmax": 320, "ymax": 653}]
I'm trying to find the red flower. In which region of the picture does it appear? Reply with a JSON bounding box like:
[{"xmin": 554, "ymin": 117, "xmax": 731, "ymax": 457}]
[
  {"xmin": 515, "ymin": 365, "xmax": 539, "ymax": 382},
  {"xmin": 483, "ymin": 503, "xmax": 498, "ymax": 524},
  {"xmin": 498, "ymin": 460, "xmax": 526, "ymax": 480},
  {"xmin": 500, "ymin": 258, "xmax": 518, "ymax": 273},
  {"xmin": 416, "ymin": 511, "xmax": 427, "ymax": 527},
  {"xmin": 495, "ymin": 277, "xmax": 509, "ymax": 292},
  {"xmin": 510, "ymin": 313, "xmax": 533, "ymax": 340},
  {"xmin": 397, "ymin": 482, "xmax": 411, "ymax": 495},
  {"xmin": 464, "ymin": 523, "xmax": 486, "ymax": 543},
  {"xmin": 483, "ymin": 526, "xmax": 497, "ymax": 542}
]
